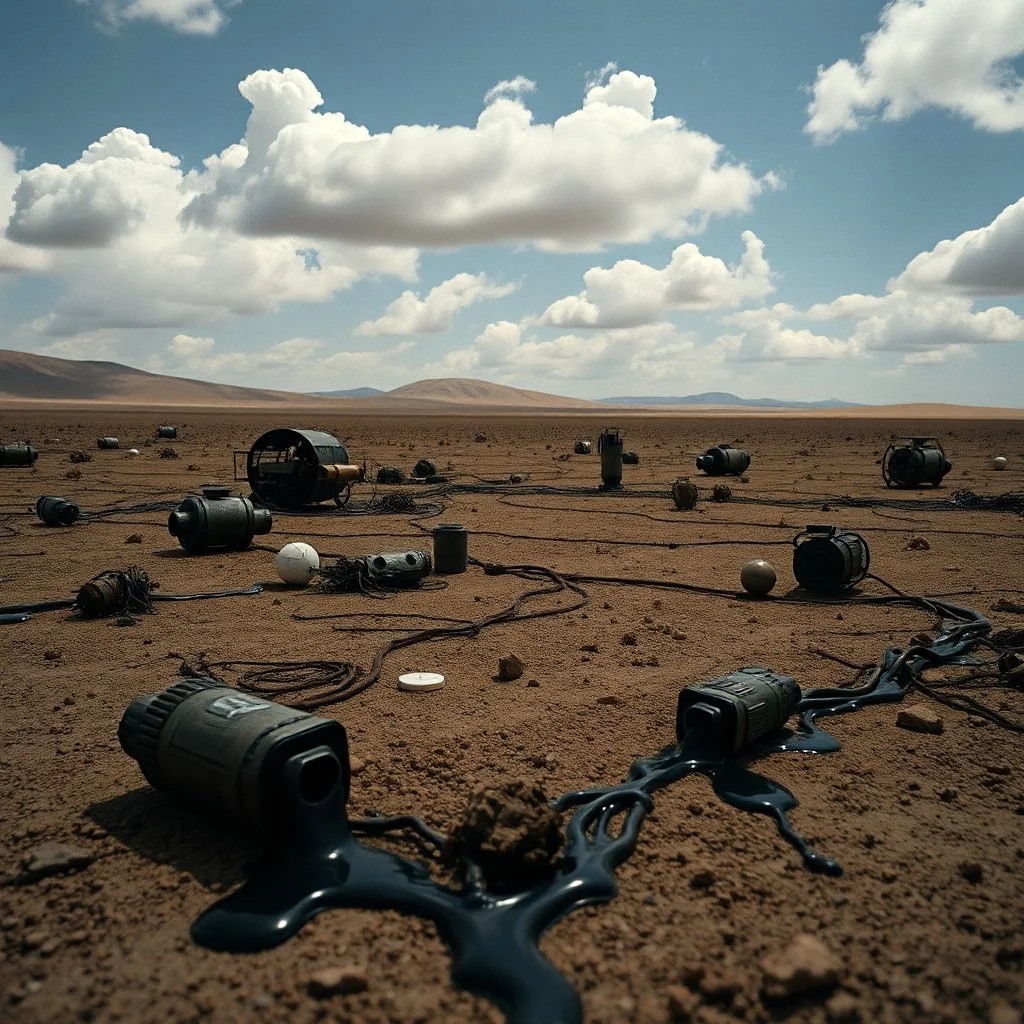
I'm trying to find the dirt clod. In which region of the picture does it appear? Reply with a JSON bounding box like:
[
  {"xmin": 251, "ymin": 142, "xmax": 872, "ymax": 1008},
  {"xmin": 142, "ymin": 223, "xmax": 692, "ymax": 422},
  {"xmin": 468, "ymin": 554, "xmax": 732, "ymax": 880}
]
[
  {"xmin": 760, "ymin": 933, "xmax": 842, "ymax": 999},
  {"xmin": 497, "ymin": 654, "xmax": 524, "ymax": 681},
  {"xmin": 443, "ymin": 781, "xmax": 563, "ymax": 893},
  {"xmin": 18, "ymin": 843, "xmax": 94, "ymax": 883},
  {"xmin": 307, "ymin": 965, "xmax": 368, "ymax": 998},
  {"xmin": 896, "ymin": 704, "xmax": 944, "ymax": 734}
]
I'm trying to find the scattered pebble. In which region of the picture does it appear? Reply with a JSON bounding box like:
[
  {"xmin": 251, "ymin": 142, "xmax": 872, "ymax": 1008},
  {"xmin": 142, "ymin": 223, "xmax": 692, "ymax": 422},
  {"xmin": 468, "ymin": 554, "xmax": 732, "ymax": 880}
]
[
  {"xmin": 760, "ymin": 933, "xmax": 842, "ymax": 999},
  {"xmin": 895, "ymin": 704, "xmax": 944, "ymax": 735},
  {"xmin": 826, "ymin": 990, "xmax": 861, "ymax": 1023},
  {"xmin": 906, "ymin": 536, "xmax": 930, "ymax": 550},
  {"xmin": 620, "ymin": 633, "xmax": 638, "ymax": 646},
  {"xmin": 307, "ymin": 965, "xmax": 368, "ymax": 998},
  {"xmin": 125, "ymin": 534, "xmax": 143, "ymax": 544},
  {"xmin": 958, "ymin": 861, "xmax": 983, "ymax": 884},
  {"xmin": 497, "ymin": 654, "xmax": 524, "ymax": 682},
  {"xmin": 18, "ymin": 842, "xmax": 94, "ymax": 883}
]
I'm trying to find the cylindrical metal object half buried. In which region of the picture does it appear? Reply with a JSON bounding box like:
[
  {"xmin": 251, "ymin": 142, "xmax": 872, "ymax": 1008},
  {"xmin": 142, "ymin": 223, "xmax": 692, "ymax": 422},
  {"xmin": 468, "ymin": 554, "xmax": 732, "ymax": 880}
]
[
  {"xmin": 167, "ymin": 485, "xmax": 272, "ymax": 554},
  {"xmin": 365, "ymin": 550, "xmax": 432, "ymax": 587},
  {"xmin": 36, "ymin": 495, "xmax": 81, "ymax": 526},
  {"xmin": 97, "ymin": 437, "xmax": 119, "ymax": 450},
  {"xmin": 695, "ymin": 444, "xmax": 750, "ymax": 476},
  {"xmin": 792, "ymin": 524, "xmax": 870, "ymax": 593},
  {"xmin": 0, "ymin": 444, "xmax": 39, "ymax": 466},
  {"xmin": 118, "ymin": 678, "xmax": 350, "ymax": 838},
  {"xmin": 432, "ymin": 523, "xmax": 469, "ymax": 574},
  {"xmin": 156, "ymin": 426, "xmax": 178, "ymax": 439},
  {"xmin": 676, "ymin": 667, "xmax": 801, "ymax": 756},
  {"xmin": 77, "ymin": 571, "xmax": 127, "ymax": 618}
]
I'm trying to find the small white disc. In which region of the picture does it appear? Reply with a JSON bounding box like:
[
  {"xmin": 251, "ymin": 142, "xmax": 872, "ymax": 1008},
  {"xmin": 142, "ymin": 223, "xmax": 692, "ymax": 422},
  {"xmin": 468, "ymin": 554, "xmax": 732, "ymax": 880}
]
[{"xmin": 397, "ymin": 671, "xmax": 446, "ymax": 692}]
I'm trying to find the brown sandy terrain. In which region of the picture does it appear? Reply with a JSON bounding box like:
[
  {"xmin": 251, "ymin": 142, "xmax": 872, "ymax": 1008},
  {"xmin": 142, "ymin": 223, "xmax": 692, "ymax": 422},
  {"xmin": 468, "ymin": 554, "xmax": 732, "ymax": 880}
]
[{"xmin": 1, "ymin": 409, "xmax": 1022, "ymax": 1024}]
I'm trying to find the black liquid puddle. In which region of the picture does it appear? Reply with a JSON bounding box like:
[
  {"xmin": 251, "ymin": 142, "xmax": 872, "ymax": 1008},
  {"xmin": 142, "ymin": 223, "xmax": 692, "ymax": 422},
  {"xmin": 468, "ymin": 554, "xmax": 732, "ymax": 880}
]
[{"xmin": 192, "ymin": 605, "xmax": 989, "ymax": 1024}]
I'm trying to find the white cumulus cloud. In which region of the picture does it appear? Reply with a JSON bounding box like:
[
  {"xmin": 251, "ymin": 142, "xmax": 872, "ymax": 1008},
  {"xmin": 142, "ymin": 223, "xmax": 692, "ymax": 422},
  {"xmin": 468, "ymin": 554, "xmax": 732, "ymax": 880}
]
[
  {"xmin": 185, "ymin": 67, "xmax": 775, "ymax": 252},
  {"xmin": 76, "ymin": 0, "xmax": 239, "ymax": 35},
  {"xmin": 355, "ymin": 273, "xmax": 518, "ymax": 336},
  {"xmin": 541, "ymin": 231, "xmax": 772, "ymax": 328},
  {"xmin": 0, "ymin": 142, "xmax": 50, "ymax": 274},
  {"xmin": 806, "ymin": 0, "xmax": 1024, "ymax": 143},
  {"xmin": 892, "ymin": 195, "xmax": 1024, "ymax": 295}
]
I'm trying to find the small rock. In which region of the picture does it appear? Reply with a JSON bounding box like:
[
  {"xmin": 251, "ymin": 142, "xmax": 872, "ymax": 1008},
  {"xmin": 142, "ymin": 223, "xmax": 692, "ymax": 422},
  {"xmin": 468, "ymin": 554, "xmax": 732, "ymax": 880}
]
[
  {"xmin": 497, "ymin": 655, "xmax": 524, "ymax": 682},
  {"xmin": 125, "ymin": 534, "xmax": 143, "ymax": 544},
  {"xmin": 691, "ymin": 869, "xmax": 716, "ymax": 889},
  {"xmin": 895, "ymin": 704, "xmax": 943, "ymax": 735},
  {"xmin": 19, "ymin": 843, "xmax": 94, "ymax": 883},
  {"xmin": 826, "ymin": 990, "xmax": 861, "ymax": 1023},
  {"xmin": 939, "ymin": 787, "xmax": 959, "ymax": 802},
  {"xmin": 990, "ymin": 999, "xmax": 1022, "ymax": 1024},
  {"xmin": 761, "ymin": 933, "xmax": 842, "ymax": 999},
  {"xmin": 307, "ymin": 965, "xmax": 368, "ymax": 998},
  {"xmin": 596, "ymin": 695, "xmax": 622, "ymax": 705},
  {"xmin": 349, "ymin": 756, "xmax": 366, "ymax": 776},
  {"xmin": 666, "ymin": 984, "xmax": 700, "ymax": 1020},
  {"xmin": 958, "ymin": 861, "xmax": 983, "ymax": 884},
  {"xmin": 620, "ymin": 633, "xmax": 638, "ymax": 646},
  {"xmin": 526, "ymin": 679, "xmax": 540, "ymax": 688},
  {"xmin": 906, "ymin": 536, "xmax": 930, "ymax": 550}
]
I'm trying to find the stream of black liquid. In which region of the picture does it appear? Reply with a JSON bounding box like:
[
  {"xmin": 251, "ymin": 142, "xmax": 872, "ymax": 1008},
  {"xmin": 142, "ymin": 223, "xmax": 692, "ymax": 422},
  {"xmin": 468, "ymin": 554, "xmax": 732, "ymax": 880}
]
[{"xmin": 192, "ymin": 603, "xmax": 989, "ymax": 1024}]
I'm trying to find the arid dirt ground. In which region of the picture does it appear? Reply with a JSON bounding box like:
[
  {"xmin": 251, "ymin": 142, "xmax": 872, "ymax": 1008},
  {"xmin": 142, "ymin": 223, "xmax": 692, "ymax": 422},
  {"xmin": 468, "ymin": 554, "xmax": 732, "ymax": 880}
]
[{"xmin": 1, "ymin": 410, "xmax": 1022, "ymax": 1024}]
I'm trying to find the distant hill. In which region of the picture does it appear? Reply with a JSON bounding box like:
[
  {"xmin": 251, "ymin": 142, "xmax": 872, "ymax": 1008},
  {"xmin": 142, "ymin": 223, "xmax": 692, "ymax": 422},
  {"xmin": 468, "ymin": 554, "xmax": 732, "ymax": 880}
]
[
  {"xmin": 311, "ymin": 387, "xmax": 385, "ymax": 398},
  {"xmin": 386, "ymin": 378, "xmax": 602, "ymax": 408},
  {"xmin": 599, "ymin": 391, "xmax": 861, "ymax": 409}
]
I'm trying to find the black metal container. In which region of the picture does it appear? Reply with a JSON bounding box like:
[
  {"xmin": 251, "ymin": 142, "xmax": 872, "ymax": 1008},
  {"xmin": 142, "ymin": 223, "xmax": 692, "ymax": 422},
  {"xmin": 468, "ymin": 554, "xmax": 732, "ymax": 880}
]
[
  {"xmin": 696, "ymin": 444, "xmax": 750, "ymax": 476},
  {"xmin": 365, "ymin": 550, "xmax": 432, "ymax": 587},
  {"xmin": 156, "ymin": 426, "xmax": 178, "ymax": 439},
  {"xmin": 245, "ymin": 428, "xmax": 363, "ymax": 507},
  {"xmin": 77, "ymin": 571, "xmax": 127, "ymax": 617},
  {"xmin": 167, "ymin": 485, "xmax": 272, "ymax": 553},
  {"xmin": 792, "ymin": 525, "xmax": 870, "ymax": 593},
  {"xmin": 433, "ymin": 523, "xmax": 469, "ymax": 574},
  {"xmin": 882, "ymin": 436, "xmax": 951, "ymax": 488},
  {"xmin": 597, "ymin": 428, "xmax": 624, "ymax": 489},
  {"xmin": 0, "ymin": 444, "xmax": 39, "ymax": 466},
  {"xmin": 36, "ymin": 495, "xmax": 81, "ymax": 526},
  {"xmin": 97, "ymin": 437, "xmax": 119, "ymax": 450}
]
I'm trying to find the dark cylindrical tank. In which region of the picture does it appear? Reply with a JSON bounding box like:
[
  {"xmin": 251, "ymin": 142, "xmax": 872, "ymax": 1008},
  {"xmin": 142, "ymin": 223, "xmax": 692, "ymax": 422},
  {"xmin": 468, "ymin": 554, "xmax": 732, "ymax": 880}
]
[
  {"xmin": 365, "ymin": 550, "xmax": 432, "ymax": 587},
  {"xmin": 676, "ymin": 667, "xmax": 801, "ymax": 755},
  {"xmin": 77, "ymin": 571, "xmax": 126, "ymax": 617},
  {"xmin": 97, "ymin": 437, "xmax": 119, "ymax": 450},
  {"xmin": 792, "ymin": 525, "xmax": 870, "ymax": 593},
  {"xmin": 597, "ymin": 428, "xmax": 624, "ymax": 489},
  {"xmin": 0, "ymin": 445, "xmax": 39, "ymax": 466},
  {"xmin": 156, "ymin": 426, "xmax": 178, "ymax": 439},
  {"xmin": 118, "ymin": 678, "xmax": 350, "ymax": 838},
  {"xmin": 432, "ymin": 523, "xmax": 469, "ymax": 574},
  {"xmin": 696, "ymin": 444, "xmax": 750, "ymax": 476},
  {"xmin": 574, "ymin": 440, "xmax": 592, "ymax": 455},
  {"xmin": 412, "ymin": 458, "xmax": 436, "ymax": 479},
  {"xmin": 167, "ymin": 485, "xmax": 272, "ymax": 553},
  {"xmin": 882, "ymin": 437, "xmax": 951, "ymax": 488},
  {"xmin": 36, "ymin": 495, "xmax": 81, "ymax": 526}
]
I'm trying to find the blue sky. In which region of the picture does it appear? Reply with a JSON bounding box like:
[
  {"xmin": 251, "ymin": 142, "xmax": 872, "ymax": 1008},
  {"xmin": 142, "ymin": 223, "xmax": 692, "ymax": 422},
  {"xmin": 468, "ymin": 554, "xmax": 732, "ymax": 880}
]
[{"xmin": 2, "ymin": 0, "xmax": 1023, "ymax": 404}]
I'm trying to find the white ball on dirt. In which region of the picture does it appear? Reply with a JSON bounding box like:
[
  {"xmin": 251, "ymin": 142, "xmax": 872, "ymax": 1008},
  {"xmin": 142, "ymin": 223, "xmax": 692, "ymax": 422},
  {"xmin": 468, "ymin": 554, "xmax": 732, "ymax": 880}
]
[
  {"xmin": 740, "ymin": 559, "xmax": 777, "ymax": 596},
  {"xmin": 127, "ymin": 448, "xmax": 140, "ymax": 456},
  {"xmin": 276, "ymin": 542, "xmax": 320, "ymax": 585},
  {"xmin": 992, "ymin": 456, "xmax": 1008, "ymax": 470}
]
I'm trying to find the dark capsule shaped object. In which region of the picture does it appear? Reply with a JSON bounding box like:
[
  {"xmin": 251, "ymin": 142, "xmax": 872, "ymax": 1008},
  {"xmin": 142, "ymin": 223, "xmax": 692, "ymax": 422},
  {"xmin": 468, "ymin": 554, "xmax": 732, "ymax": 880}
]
[
  {"xmin": 411, "ymin": 458, "xmax": 436, "ymax": 479},
  {"xmin": 696, "ymin": 444, "xmax": 751, "ymax": 476},
  {"xmin": 365, "ymin": 550, "xmax": 432, "ymax": 587},
  {"xmin": 97, "ymin": 437, "xmax": 119, "ymax": 450},
  {"xmin": 0, "ymin": 444, "xmax": 39, "ymax": 466},
  {"xmin": 432, "ymin": 523, "xmax": 468, "ymax": 574},
  {"xmin": 77, "ymin": 570, "xmax": 126, "ymax": 617},
  {"xmin": 156, "ymin": 426, "xmax": 178, "ymax": 439},
  {"xmin": 597, "ymin": 427, "xmax": 624, "ymax": 489},
  {"xmin": 167, "ymin": 485, "xmax": 272, "ymax": 554},
  {"xmin": 677, "ymin": 667, "xmax": 801, "ymax": 755},
  {"xmin": 118, "ymin": 678, "xmax": 350, "ymax": 838},
  {"xmin": 573, "ymin": 440, "xmax": 592, "ymax": 455},
  {"xmin": 622, "ymin": 451, "xmax": 640, "ymax": 465},
  {"xmin": 36, "ymin": 495, "xmax": 81, "ymax": 526},
  {"xmin": 246, "ymin": 428, "xmax": 363, "ymax": 507},
  {"xmin": 881, "ymin": 436, "xmax": 951, "ymax": 488},
  {"xmin": 792, "ymin": 524, "xmax": 870, "ymax": 593}
]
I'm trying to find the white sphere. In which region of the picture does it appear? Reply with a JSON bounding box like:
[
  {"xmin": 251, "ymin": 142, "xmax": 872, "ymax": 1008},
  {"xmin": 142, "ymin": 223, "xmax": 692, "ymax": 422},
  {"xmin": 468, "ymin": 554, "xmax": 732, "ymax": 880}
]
[
  {"xmin": 740, "ymin": 559, "xmax": 777, "ymax": 597},
  {"xmin": 276, "ymin": 542, "xmax": 320, "ymax": 585},
  {"xmin": 992, "ymin": 456, "xmax": 1008, "ymax": 471},
  {"xmin": 127, "ymin": 448, "xmax": 140, "ymax": 456}
]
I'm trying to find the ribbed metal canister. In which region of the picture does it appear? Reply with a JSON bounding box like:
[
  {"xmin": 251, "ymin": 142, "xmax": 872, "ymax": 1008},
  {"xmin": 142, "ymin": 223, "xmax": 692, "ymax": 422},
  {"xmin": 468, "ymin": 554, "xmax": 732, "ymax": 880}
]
[{"xmin": 432, "ymin": 523, "xmax": 469, "ymax": 574}]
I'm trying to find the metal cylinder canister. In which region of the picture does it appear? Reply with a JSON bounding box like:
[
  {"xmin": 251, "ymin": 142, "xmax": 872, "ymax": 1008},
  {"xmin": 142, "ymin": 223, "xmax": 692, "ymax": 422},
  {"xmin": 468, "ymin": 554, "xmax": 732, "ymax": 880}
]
[
  {"xmin": 156, "ymin": 426, "xmax": 178, "ymax": 439},
  {"xmin": 36, "ymin": 495, "xmax": 81, "ymax": 526},
  {"xmin": 97, "ymin": 437, "xmax": 119, "ymax": 450},
  {"xmin": 433, "ymin": 523, "xmax": 469, "ymax": 574},
  {"xmin": 574, "ymin": 440, "xmax": 592, "ymax": 455},
  {"xmin": 883, "ymin": 438, "xmax": 951, "ymax": 488},
  {"xmin": 118, "ymin": 679, "xmax": 350, "ymax": 837},
  {"xmin": 597, "ymin": 428, "xmax": 624, "ymax": 489},
  {"xmin": 0, "ymin": 445, "xmax": 39, "ymax": 466},
  {"xmin": 676, "ymin": 667, "xmax": 801, "ymax": 755},
  {"xmin": 77, "ymin": 571, "xmax": 127, "ymax": 617},
  {"xmin": 696, "ymin": 444, "xmax": 751, "ymax": 476},
  {"xmin": 365, "ymin": 550, "xmax": 432, "ymax": 587},
  {"xmin": 792, "ymin": 525, "xmax": 870, "ymax": 593},
  {"xmin": 167, "ymin": 485, "xmax": 273, "ymax": 553}
]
